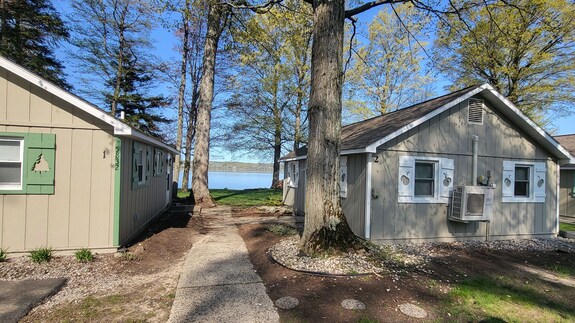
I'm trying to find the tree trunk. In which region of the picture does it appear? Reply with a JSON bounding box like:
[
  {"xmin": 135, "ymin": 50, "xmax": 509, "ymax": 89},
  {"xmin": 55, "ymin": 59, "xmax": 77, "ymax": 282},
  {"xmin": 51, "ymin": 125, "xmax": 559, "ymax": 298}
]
[
  {"xmin": 173, "ymin": 0, "xmax": 191, "ymax": 191},
  {"xmin": 299, "ymin": 0, "xmax": 361, "ymax": 255},
  {"xmin": 191, "ymin": 1, "xmax": 228, "ymax": 206}
]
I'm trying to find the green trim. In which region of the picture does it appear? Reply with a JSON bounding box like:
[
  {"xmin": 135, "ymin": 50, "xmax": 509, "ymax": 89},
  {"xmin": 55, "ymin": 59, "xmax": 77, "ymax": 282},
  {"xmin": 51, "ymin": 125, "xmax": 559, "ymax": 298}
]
[
  {"xmin": 0, "ymin": 132, "xmax": 55, "ymax": 195},
  {"xmin": 113, "ymin": 137, "xmax": 122, "ymax": 246}
]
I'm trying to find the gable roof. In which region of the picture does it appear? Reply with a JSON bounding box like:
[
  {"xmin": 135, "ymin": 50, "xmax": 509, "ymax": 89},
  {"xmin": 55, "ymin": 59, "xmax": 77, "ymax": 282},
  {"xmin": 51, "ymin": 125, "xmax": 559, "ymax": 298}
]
[
  {"xmin": 555, "ymin": 134, "xmax": 575, "ymax": 154},
  {"xmin": 282, "ymin": 84, "xmax": 574, "ymax": 164},
  {"xmin": 0, "ymin": 55, "xmax": 178, "ymax": 154}
]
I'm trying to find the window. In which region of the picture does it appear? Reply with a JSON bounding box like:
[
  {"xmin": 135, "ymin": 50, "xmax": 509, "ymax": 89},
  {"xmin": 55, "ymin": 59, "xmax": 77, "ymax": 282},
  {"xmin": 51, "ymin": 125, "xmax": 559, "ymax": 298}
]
[
  {"xmin": 398, "ymin": 156, "xmax": 454, "ymax": 203},
  {"xmin": 414, "ymin": 162, "xmax": 434, "ymax": 196},
  {"xmin": 340, "ymin": 156, "xmax": 348, "ymax": 198},
  {"xmin": 132, "ymin": 141, "xmax": 151, "ymax": 189},
  {"xmin": 0, "ymin": 138, "xmax": 24, "ymax": 190},
  {"xmin": 514, "ymin": 166, "xmax": 530, "ymax": 197},
  {"xmin": 0, "ymin": 132, "xmax": 56, "ymax": 195},
  {"xmin": 137, "ymin": 147, "xmax": 145, "ymax": 184},
  {"xmin": 286, "ymin": 161, "xmax": 299, "ymax": 188},
  {"xmin": 502, "ymin": 161, "xmax": 546, "ymax": 203},
  {"xmin": 153, "ymin": 148, "xmax": 163, "ymax": 176}
]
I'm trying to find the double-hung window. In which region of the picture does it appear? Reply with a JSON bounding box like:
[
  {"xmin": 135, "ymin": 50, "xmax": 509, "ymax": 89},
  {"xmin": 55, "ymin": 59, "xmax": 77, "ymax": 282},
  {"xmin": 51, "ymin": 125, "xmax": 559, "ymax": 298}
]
[
  {"xmin": 287, "ymin": 161, "xmax": 299, "ymax": 188},
  {"xmin": 0, "ymin": 138, "xmax": 24, "ymax": 190},
  {"xmin": 502, "ymin": 161, "xmax": 546, "ymax": 203},
  {"xmin": 398, "ymin": 156, "xmax": 454, "ymax": 203},
  {"xmin": 414, "ymin": 162, "xmax": 435, "ymax": 197}
]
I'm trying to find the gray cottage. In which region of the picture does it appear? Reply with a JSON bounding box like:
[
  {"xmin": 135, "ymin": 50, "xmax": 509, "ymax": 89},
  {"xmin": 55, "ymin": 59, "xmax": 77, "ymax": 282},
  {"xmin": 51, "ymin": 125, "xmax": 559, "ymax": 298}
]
[
  {"xmin": 282, "ymin": 84, "xmax": 574, "ymax": 243},
  {"xmin": 0, "ymin": 56, "xmax": 178, "ymax": 255},
  {"xmin": 554, "ymin": 134, "xmax": 575, "ymax": 220}
]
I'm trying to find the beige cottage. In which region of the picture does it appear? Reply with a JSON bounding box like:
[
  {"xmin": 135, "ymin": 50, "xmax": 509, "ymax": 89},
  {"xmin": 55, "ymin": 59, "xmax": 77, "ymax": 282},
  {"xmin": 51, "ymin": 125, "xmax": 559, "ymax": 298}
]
[{"xmin": 0, "ymin": 56, "xmax": 178, "ymax": 255}]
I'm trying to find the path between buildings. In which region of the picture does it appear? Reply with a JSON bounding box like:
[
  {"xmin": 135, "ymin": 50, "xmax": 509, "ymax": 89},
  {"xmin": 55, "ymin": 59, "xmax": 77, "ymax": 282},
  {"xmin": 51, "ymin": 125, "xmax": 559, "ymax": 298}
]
[{"xmin": 168, "ymin": 205, "xmax": 280, "ymax": 322}]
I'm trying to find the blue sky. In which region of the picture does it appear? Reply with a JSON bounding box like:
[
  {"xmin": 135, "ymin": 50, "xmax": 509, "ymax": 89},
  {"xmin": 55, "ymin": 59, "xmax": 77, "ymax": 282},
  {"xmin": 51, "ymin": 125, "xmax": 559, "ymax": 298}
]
[{"xmin": 51, "ymin": 2, "xmax": 575, "ymax": 164}]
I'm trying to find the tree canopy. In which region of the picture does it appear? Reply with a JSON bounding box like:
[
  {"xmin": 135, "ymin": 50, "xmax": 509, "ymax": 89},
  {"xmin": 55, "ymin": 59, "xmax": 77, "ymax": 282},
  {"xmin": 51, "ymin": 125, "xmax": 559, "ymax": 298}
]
[
  {"xmin": 0, "ymin": 0, "xmax": 70, "ymax": 88},
  {"xmin": 434, "ymin": 0, "xmax": 575, "ymax": 125}
]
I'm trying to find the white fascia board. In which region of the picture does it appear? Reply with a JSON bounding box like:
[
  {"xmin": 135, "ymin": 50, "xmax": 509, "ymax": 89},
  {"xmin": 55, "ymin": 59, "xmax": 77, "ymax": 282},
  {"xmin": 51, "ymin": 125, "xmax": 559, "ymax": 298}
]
[
  {"xmin": 280, "ymin": 156, "xmax": 307, "ymax": 162},
  {"xmin": 0, "ymin": 56, "xmax": 131, "ymax": 134},
  {"xmin": 482, "ymin": 86, "xmax": 575, "ymax": 164},
  {"xmin": 280, "ymin": 148, "xmax": 372, "ymax": 162},
  {"xmin": 0, "ymin": 56, "xmax": 177, "ymax": 154},
  {"xmin": 129, "ymin": 130, "xmax": 179, "ymax": 154},
  {"xmin": 365, "ymin": 84, "xmax": 489, "ymax": 152}
]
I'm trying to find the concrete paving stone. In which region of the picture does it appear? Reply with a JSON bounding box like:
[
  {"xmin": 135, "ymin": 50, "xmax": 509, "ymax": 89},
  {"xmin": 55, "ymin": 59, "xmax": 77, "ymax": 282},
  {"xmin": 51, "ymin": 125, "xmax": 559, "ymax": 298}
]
[
  {"xmin": 275, "ymin": 296, "xmax": 299, "ymax": 310},
  {"xmin": 0, "ymin": 278, "xmax": 66, "ymax": 323},
  {"xmin": 169, "ymin": 284, "xmax": 279, "ymax": 323},
  {"xmin": 398, "ymin": 303, "xmax": 428, "ymax": 318},
  {"xmin": 341, "ymin": 299, "xmax": 366, "ymax": 310}
]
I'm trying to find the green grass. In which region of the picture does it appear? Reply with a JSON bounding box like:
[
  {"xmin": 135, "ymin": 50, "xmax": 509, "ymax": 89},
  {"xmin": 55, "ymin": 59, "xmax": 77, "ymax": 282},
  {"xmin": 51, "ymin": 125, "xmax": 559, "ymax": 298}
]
[
  {"xmin": 443, "ymin": 276, "xmax": 575, "ymax": 322},
  {"xmin": 178, "ymin": 189, "xmax": 283, "ymax": 207},
  {"xmin": 74, "ymin": 248, "xmax": 94, "ymax": 262},
  {"xmin": 0, "ymin": 248, "xmax": 6, "ymax": 262},
  {"xmin": 29, "ymin": 247, "xmax": 53, "ymax": 263},
  {"xmin": 560, "ymin": 222, "xmax": 575, "ymax": 231}
]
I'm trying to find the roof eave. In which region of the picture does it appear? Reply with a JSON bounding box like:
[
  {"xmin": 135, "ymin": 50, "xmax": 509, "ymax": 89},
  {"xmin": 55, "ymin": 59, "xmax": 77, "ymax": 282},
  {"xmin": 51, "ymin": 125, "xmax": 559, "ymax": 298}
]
[{"xmin": 0, "ymin": 56, "xmax": 177, "ymax": 154}]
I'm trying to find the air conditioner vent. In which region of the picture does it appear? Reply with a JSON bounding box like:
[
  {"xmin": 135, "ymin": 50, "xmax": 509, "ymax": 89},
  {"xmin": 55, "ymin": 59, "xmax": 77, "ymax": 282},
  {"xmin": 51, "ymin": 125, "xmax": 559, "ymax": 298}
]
[{"xmin": 468, "ymin": 99, "xmax": 484, "ymax": 124}]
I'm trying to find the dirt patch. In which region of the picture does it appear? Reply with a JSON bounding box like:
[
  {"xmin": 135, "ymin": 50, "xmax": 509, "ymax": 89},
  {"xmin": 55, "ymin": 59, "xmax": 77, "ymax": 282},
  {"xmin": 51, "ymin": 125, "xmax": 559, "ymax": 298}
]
[
  {"xmin": 14, "ymin": 205, "xmax": 206, "ymax": 322},
  {"xmin": 238, "ymin": 223, "xmax": 575, "ymax": 322}
]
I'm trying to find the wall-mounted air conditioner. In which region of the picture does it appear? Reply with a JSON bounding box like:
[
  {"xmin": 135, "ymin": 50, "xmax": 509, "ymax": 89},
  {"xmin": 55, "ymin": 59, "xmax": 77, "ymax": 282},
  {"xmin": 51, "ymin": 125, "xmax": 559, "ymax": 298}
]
[{"xmin": 449, "ymin": 186, "xmax": 494, "ymax": 223}]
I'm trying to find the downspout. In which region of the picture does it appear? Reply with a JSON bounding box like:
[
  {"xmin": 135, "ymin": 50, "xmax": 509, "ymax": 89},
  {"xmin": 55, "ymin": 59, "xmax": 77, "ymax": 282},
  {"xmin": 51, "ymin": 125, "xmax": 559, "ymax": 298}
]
[
  {"xmin": 472, "ymin": 135, "xmax": 479, "ymax": 186},
  {"xmin": 364, "ymin": 153, "xmax": 372, "ymax": 239},
  {"xmin": 556, "ymin": 164, "xmax": 560, "ymax": 235},
  {"xmin": 472, "ymin": 135, "xmax": 489, "ymax": 240}
]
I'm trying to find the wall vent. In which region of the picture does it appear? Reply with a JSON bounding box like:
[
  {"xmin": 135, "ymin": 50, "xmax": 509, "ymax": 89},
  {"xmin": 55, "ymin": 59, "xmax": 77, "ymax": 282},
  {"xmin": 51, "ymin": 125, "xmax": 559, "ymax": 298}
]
[{"xmin": 468, "ymin": 99, "xmax": 484, "ymax": 124}]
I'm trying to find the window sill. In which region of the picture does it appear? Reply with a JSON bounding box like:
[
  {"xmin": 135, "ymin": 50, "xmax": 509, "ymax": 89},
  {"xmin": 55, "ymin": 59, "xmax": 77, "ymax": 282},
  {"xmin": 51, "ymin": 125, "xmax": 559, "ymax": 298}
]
[
  {"xmin": 398, "ymin": 196, "xmax": 449, "ymax": 204},
  {"xmin": 502, "ymin": 197, "xmax": 545, "ymax": 203}
]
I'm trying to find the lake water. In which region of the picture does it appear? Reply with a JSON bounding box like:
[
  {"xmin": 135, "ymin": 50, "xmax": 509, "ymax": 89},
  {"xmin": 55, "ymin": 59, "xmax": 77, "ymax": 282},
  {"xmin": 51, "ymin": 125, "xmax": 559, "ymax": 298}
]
[{"xmin": 180, "ymin": 171, "xmax": 282, "ymax": 190}]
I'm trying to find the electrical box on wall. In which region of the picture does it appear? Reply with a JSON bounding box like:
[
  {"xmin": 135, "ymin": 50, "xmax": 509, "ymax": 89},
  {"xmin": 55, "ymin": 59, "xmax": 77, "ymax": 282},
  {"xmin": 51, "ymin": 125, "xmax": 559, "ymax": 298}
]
[{"xmin": 450, "ymin": 186, "xmax": 494, "ymax": 223}]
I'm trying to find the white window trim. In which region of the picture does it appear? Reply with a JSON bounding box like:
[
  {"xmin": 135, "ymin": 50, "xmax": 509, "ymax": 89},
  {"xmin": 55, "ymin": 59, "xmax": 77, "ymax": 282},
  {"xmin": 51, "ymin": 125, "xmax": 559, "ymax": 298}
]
[
  {"xmin": 502, "ymin": 160, "xmax": 546, "ymax": 203},
  {"xmin": 137, "ymin": 146, "xmax": 146, "ymax": 185},
  {"xmin": 398, "ymin": 155, "xmax": 454, "ymax": 204},
  {"xmin": 340, "ymin": 156, "xmax": 348, "ymax": 198},
  {"xmin": 0, "ymin": 137, "xmax": 24, "ymax": 190},
  {"xmin": 287, "ymin": 161, "xmax": 299, "ymax": 188}
]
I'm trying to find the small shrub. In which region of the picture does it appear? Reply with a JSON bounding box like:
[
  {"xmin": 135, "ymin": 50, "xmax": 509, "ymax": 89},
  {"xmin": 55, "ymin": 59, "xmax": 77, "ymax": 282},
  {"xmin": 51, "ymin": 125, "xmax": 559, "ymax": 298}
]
[
  {"xmin": 122, "ymin": 252, "xmax": 138, "ymax": 261},
  {"xmin": 75, "ymin": 248, "xmax": 94, "ymax": 262},
  {"xmin": 0, "ymin": 248, "xmax": 7, "ymax": 262},
  {"xmin": 267, "ymin": 224, "xmax": 297, "ymax": 236},
  {"xmin": 29, "ymin": 247, "xmax": 53, "ymax": 263}
]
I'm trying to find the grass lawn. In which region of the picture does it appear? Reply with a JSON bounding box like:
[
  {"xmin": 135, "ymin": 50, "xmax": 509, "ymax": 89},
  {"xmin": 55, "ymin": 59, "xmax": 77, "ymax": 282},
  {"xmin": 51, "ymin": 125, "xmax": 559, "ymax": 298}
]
[
  {"xmin": 177, "ymin": 189, "xmax": 283, "ymax": 207},
  {"xmin": 560, "ymin": 222, "xmax": 575, "ymax": 231},
  {"xmin": 442, "ymin": 274, "xmax": 575, "ymax": 322}
]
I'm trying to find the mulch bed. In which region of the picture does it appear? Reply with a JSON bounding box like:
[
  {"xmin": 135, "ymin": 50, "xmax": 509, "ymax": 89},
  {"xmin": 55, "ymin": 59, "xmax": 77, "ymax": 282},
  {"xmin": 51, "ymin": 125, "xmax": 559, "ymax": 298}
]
[{"xmin": 238, "ymin": 222, "xmax": 575, "ymax": 322}]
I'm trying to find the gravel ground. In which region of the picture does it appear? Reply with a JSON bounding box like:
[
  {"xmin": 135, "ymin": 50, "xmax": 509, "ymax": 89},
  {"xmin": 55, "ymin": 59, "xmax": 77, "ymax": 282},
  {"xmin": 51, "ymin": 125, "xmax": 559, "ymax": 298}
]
[
  {"xmin": 270, "ymin": 236, "xmax": 575, "ymax": 275},
  {"xmin": 0, "ymin": 254, "xmax": 127, "ymax": 309}
]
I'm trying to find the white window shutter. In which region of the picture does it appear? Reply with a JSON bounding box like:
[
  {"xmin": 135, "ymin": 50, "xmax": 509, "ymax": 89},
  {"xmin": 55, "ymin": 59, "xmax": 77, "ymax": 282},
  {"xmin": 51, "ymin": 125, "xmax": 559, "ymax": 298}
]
[
  {"xmin": 534, "ymin": 162, "xmax": 546, "ymax": 202},
  {"xmin": 340, "ymin": 156, "xmax": 348, "ymax": 198},
  {"xmin": 502, "ymin": 160, "xmax": 515, "ymax": 197},
  {"xmin": 398, "ymin": 156, "xmax": 414, "ymax": 202},
  {"xmin": 440, "ymin": 158, "xmax": 455, "ymax": 199}
]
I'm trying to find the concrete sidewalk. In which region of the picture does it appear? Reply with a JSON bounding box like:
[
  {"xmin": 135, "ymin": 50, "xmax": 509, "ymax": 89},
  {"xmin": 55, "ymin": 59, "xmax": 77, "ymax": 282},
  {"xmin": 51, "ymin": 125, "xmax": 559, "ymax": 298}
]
[
  {"xmin": 168, "ymin": 206, "xmax": 279, "ymax": 322},
  {"xmin": 0, "ymin": 278, "xmax": 66, "ymax": 322}
]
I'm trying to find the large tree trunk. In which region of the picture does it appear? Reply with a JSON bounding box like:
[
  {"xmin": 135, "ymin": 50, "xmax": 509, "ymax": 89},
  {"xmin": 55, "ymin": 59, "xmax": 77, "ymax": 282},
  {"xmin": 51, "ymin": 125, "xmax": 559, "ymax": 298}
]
[
  {"xmin": 299, "ymin": 0, "xmax": 361, "ymax": 255},
  {"xmin": 173, "ymin": 0, "xmax": 191, "ymax": 190},
  {"xmin": 191, "ymin": 1, "xmax": 228, "ymax": 206}
]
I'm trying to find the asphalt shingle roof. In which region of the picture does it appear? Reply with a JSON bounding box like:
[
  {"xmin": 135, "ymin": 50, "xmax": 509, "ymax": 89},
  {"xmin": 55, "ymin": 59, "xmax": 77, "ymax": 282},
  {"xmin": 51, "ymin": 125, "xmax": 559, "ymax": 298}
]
[
  {"xmin": 281, "ymin": 85, "xmax": 480, "ymax": 160},
  {"xmin": 554, "ymin": 134, "xmax": 575, "ymax": 155}
]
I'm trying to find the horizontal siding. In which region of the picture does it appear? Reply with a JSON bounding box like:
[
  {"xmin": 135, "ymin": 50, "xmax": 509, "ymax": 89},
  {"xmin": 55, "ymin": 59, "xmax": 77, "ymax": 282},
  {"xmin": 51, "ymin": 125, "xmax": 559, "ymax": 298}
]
[{"xmin": 371, "ymin": 95, "xmax": 558, "ymax": 243}]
